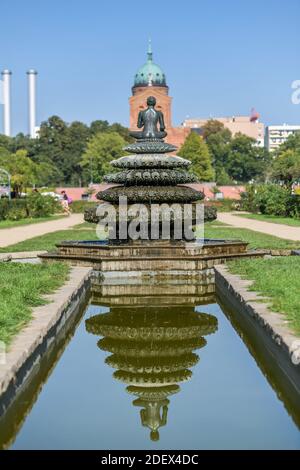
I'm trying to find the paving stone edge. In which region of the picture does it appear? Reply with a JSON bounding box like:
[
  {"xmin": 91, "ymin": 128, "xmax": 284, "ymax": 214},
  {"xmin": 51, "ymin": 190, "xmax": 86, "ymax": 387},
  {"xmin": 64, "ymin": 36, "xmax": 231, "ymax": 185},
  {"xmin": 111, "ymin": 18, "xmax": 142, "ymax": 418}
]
[
  {"xmin": 215, "ymin": 264, "xmax": 300, "ymax": 369},
  {"xmin": 0, "ymin": 266, "xmax": 93, "ymax": 399}
]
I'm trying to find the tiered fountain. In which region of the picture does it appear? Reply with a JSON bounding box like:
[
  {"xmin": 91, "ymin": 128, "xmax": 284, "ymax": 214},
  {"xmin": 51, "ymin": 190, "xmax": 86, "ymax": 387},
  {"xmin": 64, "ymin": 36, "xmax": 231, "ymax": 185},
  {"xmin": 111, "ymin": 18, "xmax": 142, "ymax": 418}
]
[
  {"xmin": 40, "ymin": 96, "xmax": 265, "ymax": 274},
  {"xmin": 86, "ymin": 275, "xmax": 218, "ymax": 441}
]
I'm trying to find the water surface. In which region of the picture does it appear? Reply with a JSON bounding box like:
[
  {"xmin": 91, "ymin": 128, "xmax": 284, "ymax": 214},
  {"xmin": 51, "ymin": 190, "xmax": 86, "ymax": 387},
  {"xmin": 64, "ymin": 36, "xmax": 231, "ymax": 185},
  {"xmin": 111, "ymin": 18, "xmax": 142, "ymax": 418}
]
[{"xmin": 1, "ymin": 280, "xmax": 300, "ymax": 450}]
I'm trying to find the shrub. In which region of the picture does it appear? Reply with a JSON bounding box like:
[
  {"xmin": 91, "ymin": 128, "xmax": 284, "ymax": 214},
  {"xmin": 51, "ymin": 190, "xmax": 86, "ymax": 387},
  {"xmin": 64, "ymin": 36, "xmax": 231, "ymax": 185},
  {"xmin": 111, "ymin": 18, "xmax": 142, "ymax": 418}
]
[
  {"xmin": 7, "ymin": 205, "xmax": 28, "ymax": 220},
  {"xmin": 241, "ymin": 184, "xmax": 294, "ymax": 217},
  {"xmin": 71, "ymin": 200, "xmax": 97, "ymax": 213},
  {"xmin": 204, "ymin": 205, "xmax": 217, "ymax": 222},
  {"xmin": 258, "ymin": 185, "xmax": 289, "ymax": 216},
  {"xmin": 0, "ymin": 199, "xmax": 28, "ymax": 220},
  {"xmin": 206, "ymin": 198, "xmax": 236, "ymax": 212},
  {"xmin": 26, "ymin": 193, "xmax": 61, "ymax": 218},
  {"xmin": 240, "ymin": 185, "xmax": 257, "ymax": 212},
  {"xmin": 0, "ymin": 193, "xmax": 60, "ymax": 220},
  {"xmin": 287, "ymin": 194, "xmax": 300, "ymax": 219}
]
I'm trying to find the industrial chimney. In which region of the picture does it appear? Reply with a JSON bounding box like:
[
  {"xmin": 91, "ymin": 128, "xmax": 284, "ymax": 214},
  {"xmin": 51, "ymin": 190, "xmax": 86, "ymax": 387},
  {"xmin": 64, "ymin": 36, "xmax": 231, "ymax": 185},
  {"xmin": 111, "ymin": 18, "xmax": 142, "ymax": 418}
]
[
  {"xmin": 1, "ymin": 69, "xmax": 12, "ymax": 136},
  {"xmin": 27, "ymin": 69, "xmax": 38, "ymax": 138}
]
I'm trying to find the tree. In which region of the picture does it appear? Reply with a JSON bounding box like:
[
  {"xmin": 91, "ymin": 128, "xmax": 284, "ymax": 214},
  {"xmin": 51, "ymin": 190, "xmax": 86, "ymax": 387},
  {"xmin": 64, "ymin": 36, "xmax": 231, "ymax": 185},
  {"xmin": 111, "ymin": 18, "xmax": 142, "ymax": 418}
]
[
  {"xmin": 0, "ymin": 149, "xmax": 42, "ymax": 195},
  {"xmin": 271, "ymin": 150, "xmax": 300, "ymax": 186},
  {"xmin": 33, "ymin": 115, "xmax": 71, "ymax": 185},
  {"xmin": 202, "ymin": 119, "xmax": 229, "ymax": 140},
  {"xmin": 178, "ymin": 132, "xmax": 215, "ymax": 181},
  {"xmin": 90, "ymin": 120, "xmax": 110, "ymax": 135},
  {"xmin": 274, "ymin": 132, "xmax": 300, "ymax": 154},
  {"xmin": 0, "ymin": 134, "xmax": 12, "ymax": 151},
  {"xmin": 81, "ymin": 132, "xmax": 126, "ymax": 183},
  {"xmin": 64, "ymin": 121, "xmax": 90, "ymax": 186},
  {"xmin": 109, "ymin": 123, "xmax": 134, "ymax": 143},
  {"xmin": 201, "ymin": 120, "xmax": 232, "ymax": 184},
  {"xmin": 226, "ymin": 133, "xmax": 271, "ymax": 183},
  {"xmin": 0, "ymin": 116, "xmax": 134, "ymax": 186}
]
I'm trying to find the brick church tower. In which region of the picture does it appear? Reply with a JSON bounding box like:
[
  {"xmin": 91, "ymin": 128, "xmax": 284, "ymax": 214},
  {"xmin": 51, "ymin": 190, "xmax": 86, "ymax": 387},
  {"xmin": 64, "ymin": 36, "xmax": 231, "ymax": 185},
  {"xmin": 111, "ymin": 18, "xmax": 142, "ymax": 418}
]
[{"xmin": 129, "ymin": 41, "xmax": 189, "ymax": 148}]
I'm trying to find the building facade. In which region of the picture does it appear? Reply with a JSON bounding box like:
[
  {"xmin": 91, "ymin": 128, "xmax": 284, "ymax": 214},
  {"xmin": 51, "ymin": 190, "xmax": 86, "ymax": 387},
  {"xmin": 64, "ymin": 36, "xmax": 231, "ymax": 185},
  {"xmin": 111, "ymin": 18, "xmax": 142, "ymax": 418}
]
[
  {"xmin": 265, "ymin": 124, "xmax": 300, "ymax": 151},
  {"xmin": 129, "ymin": 42, "xmax": 189, "ymax": 148},
  {"xmin": 182, "ymin": 115, "xmax": 265, "ymax": 147}
]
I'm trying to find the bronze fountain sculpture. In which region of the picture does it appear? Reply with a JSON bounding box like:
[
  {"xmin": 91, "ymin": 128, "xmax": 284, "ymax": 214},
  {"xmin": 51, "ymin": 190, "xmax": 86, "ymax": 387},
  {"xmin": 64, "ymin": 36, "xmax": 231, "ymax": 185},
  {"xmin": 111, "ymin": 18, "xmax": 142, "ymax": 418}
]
[
  {"xmin": 40, "ymin": 96, "xmax": 256, "ymax": 266},
  {"xmin": 84, "ymin": 96, "xmax": 216, "ymax": 241},
  {"xmin": 129, "ymin": 96, "xmax": 167, "ymax": 140}
]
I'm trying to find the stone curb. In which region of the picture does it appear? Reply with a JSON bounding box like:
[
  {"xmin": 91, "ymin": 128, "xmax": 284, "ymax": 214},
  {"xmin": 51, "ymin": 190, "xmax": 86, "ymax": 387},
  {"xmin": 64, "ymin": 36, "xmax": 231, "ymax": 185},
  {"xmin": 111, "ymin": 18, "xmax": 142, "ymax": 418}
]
[
  {"xmin": 9, "ymin": 251, "xmax": 47, "ymax": 259},
  {"xmin": 0, "ymin": 254, "xmax": 12, "ymax": 262},
  {"xmin": 215, "ymin": 264, "xmax": 300, "ymax": 370},
  {"xmin": 0, "ymin": 266, "xmax": 92, "ymax": 402}
]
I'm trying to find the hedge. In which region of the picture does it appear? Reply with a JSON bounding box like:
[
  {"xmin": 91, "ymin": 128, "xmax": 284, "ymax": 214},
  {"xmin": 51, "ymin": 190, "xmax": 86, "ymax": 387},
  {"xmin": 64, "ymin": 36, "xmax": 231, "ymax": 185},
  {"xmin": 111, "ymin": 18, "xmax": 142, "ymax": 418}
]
[
  {"xmin": 240, "ymin": 184, "xmax": 300, "ymax": 218},
  {"xmin": 0, "ymin": 193, "xmax": 61, "ymax": 220}
]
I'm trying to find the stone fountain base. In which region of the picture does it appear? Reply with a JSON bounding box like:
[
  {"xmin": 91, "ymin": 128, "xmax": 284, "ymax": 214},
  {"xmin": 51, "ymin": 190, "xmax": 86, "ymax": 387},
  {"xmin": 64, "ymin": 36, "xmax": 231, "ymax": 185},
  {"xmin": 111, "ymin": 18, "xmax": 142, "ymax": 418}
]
[{"xmin": 39, "ymin": 238, "xmax": 267, "ymax": 276}]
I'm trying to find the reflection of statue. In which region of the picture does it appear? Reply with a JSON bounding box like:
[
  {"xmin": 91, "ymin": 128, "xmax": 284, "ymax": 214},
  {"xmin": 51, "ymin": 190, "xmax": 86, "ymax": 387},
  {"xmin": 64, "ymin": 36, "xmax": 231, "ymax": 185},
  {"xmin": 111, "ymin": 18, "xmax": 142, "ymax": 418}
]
[
  {"xmin": 130, "ymin": 96, "xmax": 167, "ymax": 140},
  {"xmin": 135, "ymin": 399, "xmax": 169, "ymax": 441}
]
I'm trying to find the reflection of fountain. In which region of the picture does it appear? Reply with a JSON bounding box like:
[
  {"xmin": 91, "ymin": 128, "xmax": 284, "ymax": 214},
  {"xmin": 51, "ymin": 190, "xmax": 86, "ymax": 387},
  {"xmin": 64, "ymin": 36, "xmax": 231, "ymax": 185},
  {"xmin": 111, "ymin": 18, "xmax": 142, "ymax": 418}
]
[{"xmin": 85, "ymin": 280, "xmax": 218, "ymax": 441}]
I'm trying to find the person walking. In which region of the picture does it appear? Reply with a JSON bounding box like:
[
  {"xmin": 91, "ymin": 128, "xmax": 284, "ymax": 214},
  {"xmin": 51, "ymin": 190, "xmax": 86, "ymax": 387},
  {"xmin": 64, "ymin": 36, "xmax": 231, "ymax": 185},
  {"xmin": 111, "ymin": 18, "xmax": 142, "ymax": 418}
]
[{"xmin": 61, "ymin": 190, "xmax": 72, "ymax": 216}]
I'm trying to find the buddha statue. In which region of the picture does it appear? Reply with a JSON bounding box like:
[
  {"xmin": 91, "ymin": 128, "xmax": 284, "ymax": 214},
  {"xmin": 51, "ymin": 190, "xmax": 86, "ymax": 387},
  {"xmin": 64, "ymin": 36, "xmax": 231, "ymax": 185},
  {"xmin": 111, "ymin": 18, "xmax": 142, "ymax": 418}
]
[{"xmin": 129, "ymin": 96, "xmax": 167, "ymax": 140}]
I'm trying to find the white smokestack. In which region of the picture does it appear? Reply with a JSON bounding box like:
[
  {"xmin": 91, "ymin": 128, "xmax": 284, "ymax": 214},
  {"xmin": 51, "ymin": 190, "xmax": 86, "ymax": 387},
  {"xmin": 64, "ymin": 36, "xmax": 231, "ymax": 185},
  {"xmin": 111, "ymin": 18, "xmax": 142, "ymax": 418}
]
[
  {"xmin": 1, "ymin": 69, "xmax": 12, "ymax": 136},
  {"xmin": 27, "ymin": 69, "xmax": 38, "ymax": 138}
]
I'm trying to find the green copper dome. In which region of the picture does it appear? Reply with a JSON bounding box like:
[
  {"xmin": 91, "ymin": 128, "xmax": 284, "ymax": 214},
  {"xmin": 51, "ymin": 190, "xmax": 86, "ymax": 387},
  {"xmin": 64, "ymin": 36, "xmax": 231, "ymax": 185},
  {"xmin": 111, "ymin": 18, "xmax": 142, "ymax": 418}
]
[{"xmin": 134, "ymin": 40, "xmax": 167, "ymax": 87}]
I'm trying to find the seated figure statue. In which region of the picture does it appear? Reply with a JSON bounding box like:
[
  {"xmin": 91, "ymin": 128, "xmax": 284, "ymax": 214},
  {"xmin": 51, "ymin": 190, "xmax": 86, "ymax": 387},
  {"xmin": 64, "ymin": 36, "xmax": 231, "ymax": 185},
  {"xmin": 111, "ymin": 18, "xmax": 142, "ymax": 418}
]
[{"xmin": 130, "ymin": 96, "xmax": 167, "ymax": 140}]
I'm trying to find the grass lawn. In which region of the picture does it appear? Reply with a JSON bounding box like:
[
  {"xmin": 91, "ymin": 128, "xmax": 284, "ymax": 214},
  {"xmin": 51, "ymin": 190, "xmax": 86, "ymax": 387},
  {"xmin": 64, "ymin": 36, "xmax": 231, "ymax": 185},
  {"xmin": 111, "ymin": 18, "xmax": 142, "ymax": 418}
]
[
  {"xmin": 0, "ymin": 262, "xmax": 70, "ymax": 345},
  {"xmin": 0, "ymin": 222, "xmax": 299, "ymax": 253},
  {"xmin": 228, "ymin": 257, "xmax": 300, "ymax": 335},
  {"xmin": 0, "ymin": 227, "xmax": 97, "ymax": 253},
  {"xmin": 204, "ymin": 225, "xmax": 300, "ymax": 250},
  {"xmin": 0, "ymin": 215, "xmax": 64, "ymax": 229},
  {"xmin": 72, "ymin": 221, "xmax": 95, "ymax": 229},
  {"xmin": 233, "ymin": 213, "xmax": 300, "ymax": 227}
]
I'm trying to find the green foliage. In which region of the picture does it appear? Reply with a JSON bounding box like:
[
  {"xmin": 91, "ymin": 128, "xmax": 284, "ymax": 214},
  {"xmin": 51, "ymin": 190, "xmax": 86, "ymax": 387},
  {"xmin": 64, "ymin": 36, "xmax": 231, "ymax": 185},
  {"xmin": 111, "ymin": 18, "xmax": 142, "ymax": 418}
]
[
  {"xmin": 274, "ymin": 132, "xmax": 300, "ymax": 153},
  {"xmin": 240, "ymin": 183, "xmax": 298, "ymax": 218},
  {"xmin": 0, "ymin": 116, "xmax": 132, "ymax": 187},
  {"xmin": 201, "ymin": 121, "xmax": 271, "ymax": 184},
  {"xmin": 207, "ymin": 198, "xmax": 237, "ymax": 212},
  {"xmin": 26, "ymin": 192, "xmax": 61, "ymax": 217},
  {"xmin": 204, "ymin": 224, "xmax": 298, "ymax": 250},
  {"xmin": 81, "ymin": 132, "xmax": 126, "ymax": 182},
  {"xmin": 31, "ymin": 116, "xmax": 131, "ymax": 186},
  {"xmin": 178, "ymin": 132, "xmax": 214, "ymax": 181},
  {"xmin": 0, "ymin": 199, "xmax": 28, "ymax": 221},
  {"xmin": 203, "ymin": 205, "xmax": 217, "ymax": 222},
  {"xmin": 226, "ymin": 134, "xmax": 271, "ymax": 182},
  {"xmin": 0, "ymin": 149, "xmax": 42, "ymax": 195},
  {"xmin": 269, "ymin": 133, "xmax": 300, "ymax": 186},
  {"xmin": 70, "ymin": 200, "xmax": 97, "ymax": 213},
  {"xmin": 202, "ymin": 120, "xmax": 232, "ymax": 184},
  {"xmin": 271, "ymin": 149, "xmax": 300, "ymax": 185},
  {"xmin": 215, "ymin": 167, "xmax": 233, "ymax": 185},
  {"xmin": 0, "ymin": 227, "xmax": 97, "ymax": 253},
  {"xmin": 0, "ymin": 262, "xmax": 69, "ymax": 344},
  {"xmin": 202, "ymin": 119, "xmax": 231, "ymax": 141},
  {"xmin": 0, "ymin": 193, "xmax": 60, "ymax": 221},
  {"xmin": 229, "ymin": 257, "xmax": 300, "ymax": 335}
]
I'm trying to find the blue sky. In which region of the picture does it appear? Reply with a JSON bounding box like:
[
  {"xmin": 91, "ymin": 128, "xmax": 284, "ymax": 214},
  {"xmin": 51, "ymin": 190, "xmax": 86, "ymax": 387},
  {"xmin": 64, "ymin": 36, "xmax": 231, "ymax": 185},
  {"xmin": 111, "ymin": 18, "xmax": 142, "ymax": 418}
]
[{"xmin": 0, "ymin": 0, "xmax": 299, "ymax": 135}]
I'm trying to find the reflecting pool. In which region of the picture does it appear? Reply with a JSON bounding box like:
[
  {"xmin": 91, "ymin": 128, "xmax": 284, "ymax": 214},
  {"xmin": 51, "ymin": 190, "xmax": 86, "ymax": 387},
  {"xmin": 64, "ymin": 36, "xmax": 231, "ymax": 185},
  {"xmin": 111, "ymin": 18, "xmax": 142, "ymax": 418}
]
[{"xmin": 0, "ymin": 277, "xmax": 299, "ymax": 450}]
